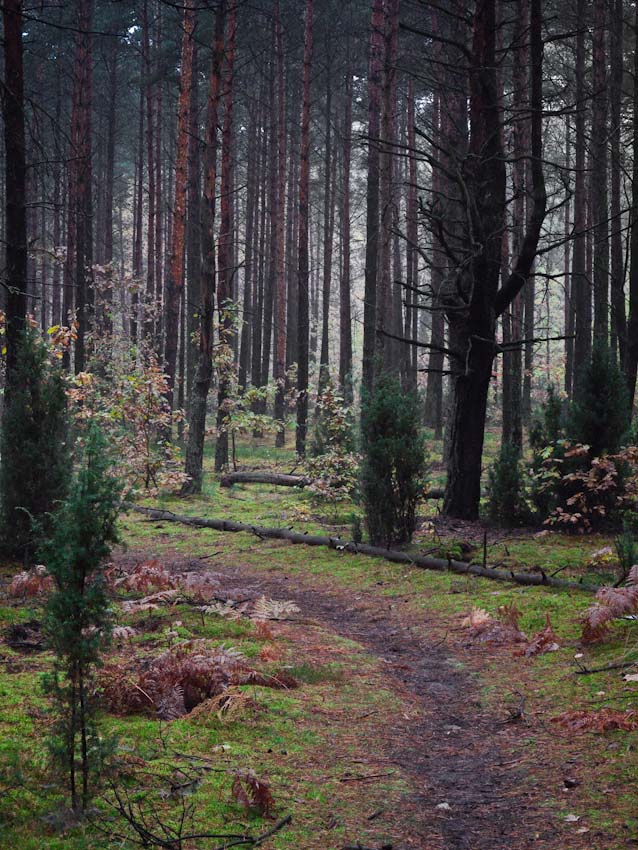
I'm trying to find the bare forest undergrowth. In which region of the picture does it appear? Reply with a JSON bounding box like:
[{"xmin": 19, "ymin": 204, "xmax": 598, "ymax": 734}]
[{"xmin": 111, "ymin": 516, "xmax": 638, "ymax": 850}]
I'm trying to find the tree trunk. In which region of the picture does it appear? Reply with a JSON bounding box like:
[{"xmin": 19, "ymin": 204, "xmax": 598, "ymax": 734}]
[
  {"xmin": 164, "ymin": 0, "xmax": 195, "ymax": 416},
  {"xmin": 572, "ymin": 0, "xmax": 591, "ymax": 383},
  {"xmin": 2, "ymin": 0, "xmax": 28, "ymax": 391},
  {"xmin": 339, "ymin": 63, "xmax": 353, "ymax": 400},
  {"xmin": 295, "ymin": 0, "xmax": 314, "ymax": 456},
  {"xmin": 609, "ymin": 0, "xmax": 625, "ymax": 363},
  {"xmin": 186, "ymin": 39, "xmax": 201, "ymax": 401},
  {"xmin": 361, "ymin": 0, "xmax": 384, "ymax": 396},
  {"xmin": 273, "ymin": 3, "xmax": 288, "ymax": 446},
  {"xmin": 214, "ymin": 0, "xmax": 238, "ymax": 472},
  {"xmin": 591, "ymin": 0, "xmax": 609, "ymax": 345},
  {"xmin": 628, "ymin": 0, "xmax": 638, "ymax": 409},
  {"xmin": 142, "ymin": 0, "xmax": 156, "ymax": 341},
  {"xmin": 182, "ymin": 0, "xmax": 226, "ymax": 493},
  {"xmin": 443, "ymin": 0, "xmax": 546, "ymax": 518}
]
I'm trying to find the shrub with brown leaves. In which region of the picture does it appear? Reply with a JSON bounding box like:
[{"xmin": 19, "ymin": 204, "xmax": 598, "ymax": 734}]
[{"xmin": 581, "ymin": 565, "xmax": 638, "ymax": 643}]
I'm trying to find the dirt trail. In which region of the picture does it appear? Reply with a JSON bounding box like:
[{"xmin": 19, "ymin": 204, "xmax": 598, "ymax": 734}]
[{"xmin": 218, "ymin": 558, "xmax": 561, "ymax": 850}]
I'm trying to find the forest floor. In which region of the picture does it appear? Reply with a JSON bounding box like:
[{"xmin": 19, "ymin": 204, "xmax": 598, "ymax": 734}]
[{"xmin": 1, "ymin": 433, "xmax": 638, "ymax": 849}]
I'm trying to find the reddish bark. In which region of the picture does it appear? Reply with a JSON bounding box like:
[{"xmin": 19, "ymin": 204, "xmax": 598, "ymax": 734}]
[{"xmin": 164, "ymin": 0, "xmax": 196, "ymax": 411}]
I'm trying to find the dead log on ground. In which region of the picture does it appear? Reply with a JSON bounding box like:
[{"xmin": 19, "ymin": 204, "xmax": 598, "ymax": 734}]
[
  {"xmin": 127, "ymin": 505, "xmax": 595, "ymax": 592},
  {"xmin": 220, "ymin": 471, "xmax": 311, "ymax": 488}
]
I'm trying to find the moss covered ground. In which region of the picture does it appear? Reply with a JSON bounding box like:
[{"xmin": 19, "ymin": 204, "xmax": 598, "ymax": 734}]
[{"xmin": 1, "ymin": 433, "xmax": 637, "ymax": 848}]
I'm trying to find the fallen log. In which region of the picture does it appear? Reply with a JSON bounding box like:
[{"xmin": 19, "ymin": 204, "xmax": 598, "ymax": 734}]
[
  {"xmin": 219, "ymin": 471, "xmax": 446, "ymax": 501},
  {"xmin": 220, "ymin": 471, "xmax": 311, "ymax": 488},
  {"xmin": 127, "ymin": 505, "xmax": 596, "ymax": 592}
]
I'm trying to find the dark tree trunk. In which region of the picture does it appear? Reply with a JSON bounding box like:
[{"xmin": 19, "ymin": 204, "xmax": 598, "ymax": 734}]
[
  {"xmin": 142, "ymin": 0, "xmax": 156, "ymax": 340},
  {"xmin": 164, "ymin": 0, "xmax": 195, "ymax": 412},
  {"xmin": 273, "ymin": 2, "xmax": 288, "ymax": 446},
  {"xmin": 628, "ymin": 0, "xmax": 638, "ymax": 408},
  {"xmin": 339, "ymin": 63, "xmax": 353, "ymax": 400},
  {"xmin": 2, "ymin": 0, "xmax": 28, "ymax": 391},
  {"xmin": 361, "ymin": 0, "xmax": 384, "ymax": 396},
  {"xmin": 609, "ymin": 0, "xmax": 625, "ymax": 363},
  {"xmin": 443, "ymin": 0, "xmax": 546, "ymax": 518},
  {"xmin": 295, "ymin": 0, "xmax": 314, "ymax": 456},
  {"xmin": 375, "ymin": 0, "xmax": 399, "ymax": 373},
  {"xmin": 318, "ymin": 56, "xmax": 334, "ymax": 396},
  {"xmin": 72, "ymin": 0, "xmax": 93, "ymax": 375},
  {"xmin": 214, "ymin": 0, "xmax": 238, "ymax": 473},
  {"xmin": 591, "ymin": 0, "xmax": 609, "ymax": 345},
  {"xmin": 186, "ymin": 39, "xmax": 201, "ymax": 400},
  {"xmin": 182, "ymin": 0, "xmax": 225, "ymax": 493},
  {"xmin": 572, "ymin": 0, "xmax": 591, "ymax": 382}
]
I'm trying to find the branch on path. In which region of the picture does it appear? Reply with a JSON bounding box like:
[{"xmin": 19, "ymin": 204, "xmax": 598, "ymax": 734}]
[{"xmin": 126, "ymin": 505, "xmax": 596, "ymax": 593}]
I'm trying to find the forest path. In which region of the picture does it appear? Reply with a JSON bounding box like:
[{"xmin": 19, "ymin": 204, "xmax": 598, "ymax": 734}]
[{"xmin": 212, "ymin": 551, "xmax": 567, "ymax": 850}]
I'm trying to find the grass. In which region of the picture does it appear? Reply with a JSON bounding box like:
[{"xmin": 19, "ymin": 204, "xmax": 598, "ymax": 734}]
[{"xmin": 2, "ymin": 433, "xmax": 638, "ymax": 848}]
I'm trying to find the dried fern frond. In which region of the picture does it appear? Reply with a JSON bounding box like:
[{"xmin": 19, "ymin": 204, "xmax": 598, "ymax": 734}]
[
  {"xmin": 175, "ymin": 571, "xmax": 220, "ymax": 602},
  {"xmin": 516, "ymin": 615, "xmax": 560, "ymax": 657},
  {"xmin": 121, "ymin": 589, "xmax": 180, "ymax": 613},
  {"xmin": 461, "ymin": 606, "xmax": 526, "ymax": 645},
  {"xmin": 200, "ymin": 601, "xmax": 244, "ymax": 620},
  {"xmin": 581, "ymin": 576, "xmax": 638, "ymax": 643},
  {"xmin": 188, "ymin": 687, "xmax": 259, "ymax": 725},
  {"xmin": 235, "ymin": 669, "xmax": 299, "ymax": 690},
  {"xmin": 117, "ymin": 559, "xmax": 176, "ymax": 593},
  {"xmin": 552, "ymin": 708, "xmax": 638, "ymax": 733},
  {"xmin": 251, "ymin": 595, "xmax": 300, "ymax": 621},
  {"xmin": 155, "ymin": 684, "xmax": 187, "ymax": 721},
  {"xmin": 231, "ymin": 769, "xmax": 274, "ymax": 817},
  {"xmin": 8, "ymin": 565, "xmax": 54, "ymax": 598},
  {"xmin": 112, "ymin": 625, "xmax": 138, "ymax": 642}
]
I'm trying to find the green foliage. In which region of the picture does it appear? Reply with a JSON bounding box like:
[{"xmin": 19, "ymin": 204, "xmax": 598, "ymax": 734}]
[
  {"xmin": 309, "ymin": 382, "xmax": 354, "ymax": 457},
  {"xmin": 614, "ymin": 524, "xmax": 638, "ymax": 583},
  {"xmin": 306, "ymin": 383, "xmax": 359, "ymax": 510},
  {"xmin": 486, "ymin": 442, "xmax": 530, "ymax": 527},
  {"xmin": 359, "ymin": 375, "xmax": 427, "ymax": 547},
  {"xmin": 568, "ymin": 343, "xmax": 630, "ymax": 457},
  {"xmin": 0, "ymin": 327, "xmax": 70, "ymax": 561},
  {"xmin": 530, "ymin": 383, "xmax": 564, "ymax": 451},
  {"xmin": 68, "ymin": 339, "xmax": 187, "ymax": 496},
  {"xmin": 41, "ymin": 425, "xmax": 121, "ymax": 812}
]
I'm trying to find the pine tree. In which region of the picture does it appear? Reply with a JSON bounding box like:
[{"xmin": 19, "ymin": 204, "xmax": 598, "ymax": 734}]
[
  {"xmin": 360, "ymin": 375, "xmax": 427, "ymax": 547},
  {"xmin": 568, "ymin": 343, "xmax": 630, "ymax": 456},
  {"xmin": 0, "ymin": 328, "xmax": 69, "ymax": 561},
  {"xmin": 42, "ymin": 425, "xmax": 120, "ymax": 812}
]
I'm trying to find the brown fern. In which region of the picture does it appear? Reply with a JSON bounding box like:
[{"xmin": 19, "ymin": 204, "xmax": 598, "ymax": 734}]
[
  {"xmin": 581, "ymin": 571, "xmax": 638, "ymax": 643},
  {"xmin": 8, "ymin": 565, "xmax": 54, "ymax": 598},
  {"xmin": 231, "ymin": 770, "xmax": 274, "ymax": 817}
]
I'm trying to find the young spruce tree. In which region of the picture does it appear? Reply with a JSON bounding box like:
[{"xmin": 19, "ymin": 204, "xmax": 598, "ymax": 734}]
[
  {"xmin": 0, "ymin": 327, "xmax": 69, "ymax": 560},
  {"xmin": 41, "ymin": 425, "xmax": 120, "ymax": 813},
  {"xmin": 360, "ymin": 375, "xmax": 427, "ymax": 547},
  {"xmin": 568, "ymin": 343, "xmax": 630, "ymax": 456}
]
